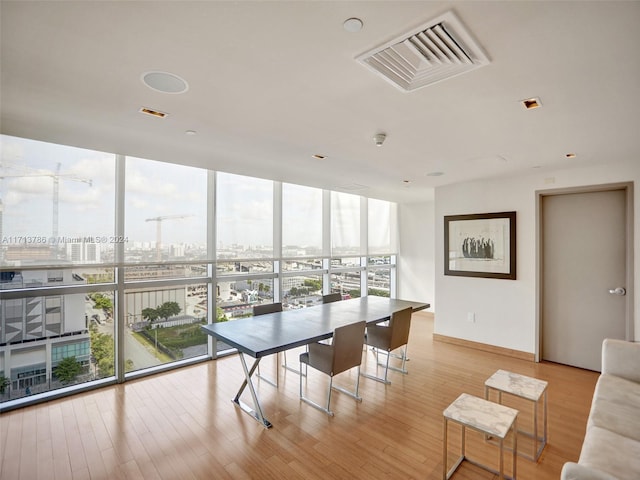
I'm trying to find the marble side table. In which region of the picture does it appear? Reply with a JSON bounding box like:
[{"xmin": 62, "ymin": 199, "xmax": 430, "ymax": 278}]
[
  {"xmin": 485, "ymin": 369, "xmax": 548, "ymax": 461},
  {"xmin": 443, "ymin": 393, "xmax": 518, "ymax": 480}
]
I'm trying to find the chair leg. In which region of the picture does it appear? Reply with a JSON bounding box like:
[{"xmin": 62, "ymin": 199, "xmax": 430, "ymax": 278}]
[
  {"xmin": 326, "ymin": 377, "xmax": 334, "ymax": 413},
  {"xmin": 256, "ymin": 353, "xmax": 278, "ymax": 387},
  {"xmin": 366, "ymin": 345, "xmax": 409, "ymax": 380},
  {"xmin": 283, "ymin": 347, "xmax": 307, "ymax": 376},
  {"xmin": 361, "ymin": 348, "xmax": 392, "ymax": 384},
  {"xmin": 400, "ymin": 345, "xmax": 408, "ymax": 373},
  {"xmin": 385, "ymin": 345, "xmax": 409, "ymax": 374},
  {"xmin": 300, "ymin": 368, "xmax": 362, "ymax": 416},
  {"xmin": 299, "ymin": 361, "xmax": 303, "ymax": 398},
  {"xmin": 383, "ymin": 351, "xmax": 391, "ymax": 384},
  {"xmin": 331, "ymin": 366, "xmax": 363, "ymax": 402},
  {"xmin": 300, "ymin": 368, "xmax": 335, "ymax": 416}
]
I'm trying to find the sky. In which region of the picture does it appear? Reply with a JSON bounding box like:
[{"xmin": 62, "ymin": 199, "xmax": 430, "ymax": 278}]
[{"xmin": 1, "ymin": 135, "xmax": 378, "ymax": 251}]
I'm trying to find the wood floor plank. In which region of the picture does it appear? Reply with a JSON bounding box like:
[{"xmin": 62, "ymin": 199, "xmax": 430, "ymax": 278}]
[{"xmin": 0, "ymin": 313, "xmax": 599, "ymax": 479}]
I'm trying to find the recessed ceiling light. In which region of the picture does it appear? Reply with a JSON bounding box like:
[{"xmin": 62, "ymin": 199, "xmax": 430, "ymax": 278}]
[
  {"xmin": 141, "ymin": 71, "xmax": 189, "ymax": 94},
  {"xmin": 343, "ymin": 17, "xmax": 363, "ymax": 33},
  {"xmin": 373, "ymin": 133, "xmax": 386, "ymax": 147},
  {"xmin": 426, "ymin": 171, "xmax": 444, "ymax": 177},
  {"xmin": 565, "ymin": 153, "xmax": 577, "ymax": 158},
  {"xmin": 139, "ymin": 107, "xmax": 169, "ymax": 118},
  {"xmin": 311, "ymin": 154, "xmax": 327, "ymax": 160},
  {"xmin": 185, "ymin": 130, "xmax": 197, "ymax": 136},
  {"xmin": 521, "ymin": 97, "xmax": 542, "ymax": 109}
]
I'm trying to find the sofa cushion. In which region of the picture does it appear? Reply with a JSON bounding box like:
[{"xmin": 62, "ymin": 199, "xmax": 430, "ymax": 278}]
[
  {"xmin": 561, "ymin": 462, "xmax": 621, "ymax": 480},
  {"xmin": 601, "ymin": 339, "xmax": 640, "ymax": 383},
  {"xmin": 588, "ymin": 374, "xmax": 640, "ymax": 442},
  {"xmin": 579, "ymin": 425, "xmax": 640, "ymax": 479}
]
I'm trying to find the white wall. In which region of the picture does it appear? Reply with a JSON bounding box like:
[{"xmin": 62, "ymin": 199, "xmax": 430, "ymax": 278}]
[
  {"xmin": 397, "ymin": 200, "xmax": 435, "ymax": 310},
  {"xmin": 399, "ymin": 159, "xmax": 640, "ymax": 354}
]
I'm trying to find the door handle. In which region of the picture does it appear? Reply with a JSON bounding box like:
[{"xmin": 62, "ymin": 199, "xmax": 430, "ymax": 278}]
[{"xmin": 608, "ymin": 287, "xmax": 626, "ymax": 296}]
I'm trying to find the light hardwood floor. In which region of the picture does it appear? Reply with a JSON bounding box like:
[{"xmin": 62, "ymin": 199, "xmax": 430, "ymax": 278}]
[{"xmin": 0, "ymin": 312, "xmax": 598, "ymax": 479}]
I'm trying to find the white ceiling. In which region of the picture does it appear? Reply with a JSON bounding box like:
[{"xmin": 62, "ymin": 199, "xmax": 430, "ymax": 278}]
[{"xmin": 2, "ymin": 1, "xmax": 639, "ymax": 203}]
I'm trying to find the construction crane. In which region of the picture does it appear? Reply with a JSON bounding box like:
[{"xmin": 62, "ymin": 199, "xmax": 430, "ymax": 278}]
[
  {"xmin": 145, "ymin": 214, "xmax": 192, "ymax": 261},
  {"xmin": 0, "ymin": 160, "xmax": 92, "ymax": 241}
]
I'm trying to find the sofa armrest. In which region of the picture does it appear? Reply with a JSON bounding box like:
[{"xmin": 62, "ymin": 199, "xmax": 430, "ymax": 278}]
[
  {"xmin": 561, "ymin": 462, "xmax": 619, "ymax": 480},
  {"xmin": 601, "ymin": 338, "xmax": 640, "ymax": 383}
]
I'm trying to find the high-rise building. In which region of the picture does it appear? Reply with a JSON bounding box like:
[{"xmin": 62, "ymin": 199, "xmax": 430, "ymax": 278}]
[
  {"xmin": 66, "ymin": 241, "xmax": 101, "ymax": 263},
  {"xmin": 0, "ymin": 269, "xmax": 89, "ymax": 396}
]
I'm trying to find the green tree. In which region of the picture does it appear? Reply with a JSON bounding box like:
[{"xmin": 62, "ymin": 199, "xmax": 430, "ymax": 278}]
[
  {"xmin": 0, "ymin": 375, "xmax": 10, "ymax": 394},
  {"xmin": 216, "ymin": 307, "xmax": 228, "ymax": 323},
  {"xmin": 157, "ymin": 301, "xmax": 181, "ymax": 320},
  {"xmin": 91, "ymin": 293, "xmax": 113, "ymax": 316},
  {"xmin": 142, "ymin": 307, "xmax": 160, "ymax": 322},
  {"xmin": 54, "ymin": 356, "xmax": 83, "ymax": 384},
  {"xmin": 368, "ymin": 288, "xmax": 390, "ymax": 298},
  {"xmin": 90, "ymin": 324, "xmax": 115, "ymax": 377},
  {"xmin": 97, "ymin": 353, "xmax": 115, "ymax": 377},
  {"xmin": 303, "ymin": 279, "xmax": 322, "ymax": 291},
  {"xmin": 125, "ymin": 359, "xmax": 134, "ymax": 373}
]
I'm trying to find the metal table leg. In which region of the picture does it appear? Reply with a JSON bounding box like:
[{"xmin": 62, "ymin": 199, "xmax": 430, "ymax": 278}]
[{"xmin": 233, "ymin": 353, "xmax": 272, "ymax": 429}]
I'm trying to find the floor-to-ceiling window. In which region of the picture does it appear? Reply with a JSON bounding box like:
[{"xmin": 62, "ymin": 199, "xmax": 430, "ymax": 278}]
[
  {"xmin": 123, "ymin": 157, "xmax": 209, "ymax": 373},
  {"xmin": 0, "ymin": 134, "xmax": 398, "ymax": 409},
  {"xmin": 330, "ymin": 192, "xmax": 363, "ymax": 298},
  {"xmin": 0, "ymin": 136, "xmax": 116, "ymax": 401},
  {"xmin": 367, "ymin": 198, "xmax": 397, "ymax": 297},
  {"xmin": 281, "ymin": 183, "xmax": 324, "ymax": 307},
  {"xmin": 215, "ymin": 173, "xmax": 277, "ymax": 342}
]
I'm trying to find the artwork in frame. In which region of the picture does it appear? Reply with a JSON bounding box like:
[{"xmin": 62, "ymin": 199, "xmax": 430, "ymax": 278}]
[{"xmin": 444, "ymin": 211, "xmax": 516, "ymax": 280}]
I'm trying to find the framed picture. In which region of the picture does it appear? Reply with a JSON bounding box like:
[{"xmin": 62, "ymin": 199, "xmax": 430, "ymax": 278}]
[{"xmin": 444, "ymin": 211, "xmax": 516, "ymax": 280}]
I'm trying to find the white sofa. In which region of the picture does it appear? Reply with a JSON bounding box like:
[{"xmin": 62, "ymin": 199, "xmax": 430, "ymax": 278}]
[{"xmin": 561, "ymin": 338, "xmax": 640, "ymax": 480}]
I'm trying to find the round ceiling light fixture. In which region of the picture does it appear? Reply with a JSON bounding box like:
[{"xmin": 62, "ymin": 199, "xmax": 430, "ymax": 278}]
[
  {"xmin": 343, "ymin": 17, "xmax": 363, "ymax": 33},
  {"xmin": 141, "ymin": 71, "xmax": 189, "ymax": 94}
]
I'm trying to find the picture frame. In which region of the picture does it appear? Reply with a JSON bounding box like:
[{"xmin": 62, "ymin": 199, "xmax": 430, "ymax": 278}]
[{"xmin": 444, "ymin": 211, "xmax": 516, "ymax": 280}]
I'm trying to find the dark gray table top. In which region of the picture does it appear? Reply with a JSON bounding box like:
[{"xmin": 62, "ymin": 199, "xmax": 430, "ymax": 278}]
[{"xmin": 201, "ymin": 296, "xmax": 429, "ymax": 358}]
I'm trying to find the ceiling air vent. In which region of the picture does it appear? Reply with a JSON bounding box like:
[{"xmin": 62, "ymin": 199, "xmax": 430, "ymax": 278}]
[{"xmin": 356, "ymin": 11, "xmax": 489, "ymax": 92}]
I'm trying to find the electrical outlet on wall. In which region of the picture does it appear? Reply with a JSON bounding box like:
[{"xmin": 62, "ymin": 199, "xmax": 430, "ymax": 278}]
[{"xmin": 467, "ymin": 312, "xmax": 476, "ymax": 323}]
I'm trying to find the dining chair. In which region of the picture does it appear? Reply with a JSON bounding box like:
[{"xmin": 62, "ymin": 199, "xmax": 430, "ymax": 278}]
[
  {"xmin": 252, "ymin": 302, "xmax": 283, "ymax": 386},
  {"xmin": 252, "ymin": 302, "xmax": 282, "ymax": 316},
  {"xmin": 361, "ymin": 307, "xmax": 413, "ymax": 384},
  {"xmin": 322, "ymin": 292, "xmax": 342, "ymax": 304},
  {"xmin": 299, "ymin": 320, "xmax": 366, "ymax": 416}
]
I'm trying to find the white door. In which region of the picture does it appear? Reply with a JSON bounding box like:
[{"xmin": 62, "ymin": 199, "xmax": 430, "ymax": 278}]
[{"xmin": 541, "ymin": 188, "xmax": 629, "ymax": 371}]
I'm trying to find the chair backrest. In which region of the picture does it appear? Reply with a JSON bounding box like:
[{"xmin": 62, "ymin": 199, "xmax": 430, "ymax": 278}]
[
  {"xmin": 252, "ymin": 302, "xmax": 283, "ymax": 316},
  {"xmin": 331, "ymin": 321, "xmax": 366, "ymax": 375},
  {"xmin": 388, "ymin": 307, "xmax": 413, "ymax": 351},
  {"xmin": 322, "ymin": 293, "xmax": 342, "ymax": 304}
]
